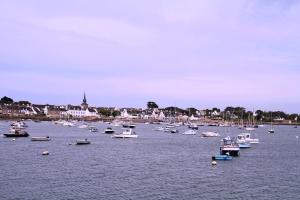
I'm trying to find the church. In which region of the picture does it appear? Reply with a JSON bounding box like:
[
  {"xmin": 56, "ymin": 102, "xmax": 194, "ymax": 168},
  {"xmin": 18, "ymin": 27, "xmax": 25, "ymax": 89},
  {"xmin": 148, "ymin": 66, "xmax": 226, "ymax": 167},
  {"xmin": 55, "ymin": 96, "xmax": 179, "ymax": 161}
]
[{"xmin": 66, "ymin": 93, "xmax": 98, "ymax": 118}]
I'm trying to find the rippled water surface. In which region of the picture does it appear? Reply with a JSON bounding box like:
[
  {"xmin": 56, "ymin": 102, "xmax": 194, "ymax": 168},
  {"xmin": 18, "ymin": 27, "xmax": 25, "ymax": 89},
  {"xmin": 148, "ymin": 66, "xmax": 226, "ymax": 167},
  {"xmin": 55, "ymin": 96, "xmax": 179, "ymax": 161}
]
[{"xmin": 0, "ymin": 121, "xmax": 299, "ymax": 200}]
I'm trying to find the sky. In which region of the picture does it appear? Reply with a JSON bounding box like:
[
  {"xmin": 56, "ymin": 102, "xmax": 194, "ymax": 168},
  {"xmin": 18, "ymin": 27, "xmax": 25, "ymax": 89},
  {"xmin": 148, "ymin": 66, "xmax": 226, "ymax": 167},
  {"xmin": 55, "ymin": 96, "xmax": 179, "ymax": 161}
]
[{"xmin": 0, "ymin": 0, "xmax": 300, "ymax": 113}]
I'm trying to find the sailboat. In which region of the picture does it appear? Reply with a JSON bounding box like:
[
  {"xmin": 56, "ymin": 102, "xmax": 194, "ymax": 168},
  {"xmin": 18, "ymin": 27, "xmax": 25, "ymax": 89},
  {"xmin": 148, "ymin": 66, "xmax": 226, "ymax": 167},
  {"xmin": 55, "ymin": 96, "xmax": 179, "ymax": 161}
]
[{"xmin": 268, "ymin": 112, "xmax": 275, "ymax": 133}]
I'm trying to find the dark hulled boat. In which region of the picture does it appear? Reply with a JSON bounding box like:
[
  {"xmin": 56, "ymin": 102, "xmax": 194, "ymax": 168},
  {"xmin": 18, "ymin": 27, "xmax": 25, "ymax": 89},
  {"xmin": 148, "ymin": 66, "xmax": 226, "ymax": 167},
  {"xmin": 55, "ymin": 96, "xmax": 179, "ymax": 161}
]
[
  {"xmin": 3, "ymin": 129, "xmax": 29, "ymax": 137},
  {"xmin": 220, "ymin": 136, "xmax": 240, "ymax": 156}
]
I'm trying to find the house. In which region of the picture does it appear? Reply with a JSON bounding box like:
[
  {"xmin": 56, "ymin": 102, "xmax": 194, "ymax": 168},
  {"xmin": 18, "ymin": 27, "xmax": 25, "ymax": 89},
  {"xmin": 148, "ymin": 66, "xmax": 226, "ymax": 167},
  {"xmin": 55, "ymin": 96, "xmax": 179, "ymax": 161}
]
[
  {"xmin": 44, "ymin": 106, "xmax": 67, "ymax": 118},
  {"xmin": 66, "ymin": 93, "xmax": 99, "ymax": 119}
]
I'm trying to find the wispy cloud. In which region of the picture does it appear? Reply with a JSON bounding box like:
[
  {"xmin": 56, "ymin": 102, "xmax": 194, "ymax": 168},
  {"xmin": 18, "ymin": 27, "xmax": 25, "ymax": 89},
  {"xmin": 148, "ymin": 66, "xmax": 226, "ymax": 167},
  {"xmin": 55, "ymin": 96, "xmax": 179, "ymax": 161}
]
[{"xmin": 0, "ymin": 0, "xmax": 300, "ymax": 112}]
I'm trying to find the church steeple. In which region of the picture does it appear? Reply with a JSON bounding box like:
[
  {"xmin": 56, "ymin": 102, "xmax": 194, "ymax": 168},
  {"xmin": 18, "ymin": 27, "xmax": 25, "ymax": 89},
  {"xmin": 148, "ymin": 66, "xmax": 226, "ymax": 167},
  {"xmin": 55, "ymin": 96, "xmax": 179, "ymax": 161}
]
[
  {"xmin": 81, "ymin": 92, "xmax": 88, "ymax": 110},
  {"xmin": 83, "ymin": 92, "xmax": 87, "ymax": 104}
]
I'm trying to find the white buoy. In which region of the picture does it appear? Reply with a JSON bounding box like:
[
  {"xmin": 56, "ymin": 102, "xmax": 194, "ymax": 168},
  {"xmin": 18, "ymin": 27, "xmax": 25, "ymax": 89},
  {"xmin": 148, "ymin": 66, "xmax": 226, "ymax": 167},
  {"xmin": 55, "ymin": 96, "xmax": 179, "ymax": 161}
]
[
  {"xmin": 12, "ymin": 138, "xmax": 16, "ymax": 141},
  {"xmin": 296, "ymin": 136, "xmax": 299, "ymax": 139},
  {"xmin": 42, "ymin": 151, "xmax": 49, "ymax": 155},
  {"xmin": 212, "ymin": 161, "xmax": 217, "ymax": 166}
]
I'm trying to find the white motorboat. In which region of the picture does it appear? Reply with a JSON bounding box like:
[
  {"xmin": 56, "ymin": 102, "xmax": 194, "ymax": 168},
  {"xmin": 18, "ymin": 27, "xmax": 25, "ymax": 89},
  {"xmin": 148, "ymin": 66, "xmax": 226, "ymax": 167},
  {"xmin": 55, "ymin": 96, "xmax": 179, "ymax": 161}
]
[
  {"xmin": 245, "ymin": 127, "xmax": 255, "ymax": 131},
  {"xmin": 220, "ymin": 136, "xmax": 240, "ymax": 156},
  {"xmin": 154, "ymin": 127, "xmax": 164, "ymax": 131},
  {"xmin": 76, "ymin": 139, "xmax": 91, "ymax": 145},
  {"xmin": 10, "ymin": 121, "xmax": 27, "ymax": 129},
  {"xmin": 236, "ymin": 134, "xmax": 251, "ymax": 148},
  {"xmin": 112, "ymin": 129, "xmax": 138, "ymax": 138},
  {"xmin": 201, "ymin": 131, "xmax": 220, "ymax": 137},
  {"xmin": 103, "ymin": 127, "xmax": 115, "ymax": 134},
  {"xmin": 4, "ymin": 128, "xmax": 29, "ymax": 137},
  {"xmin": 182, "ymin": 130, "xmax": 197, "ymax": 135},
  {"xmin": 242, "ymin": 133, "xmax": 259, "ymax": 144},
  {"xmin": 89, "ymin": 127, "xmax": 98, "ymax": 132},
  {"xmin": 31, "ymin": 136, "xmax": 51, "ymax": 141},
  {"xmin": 78, "ymin": 124, "xmax": 88, "ymax": 129},
  {"xmin": 63, "ymin": 122, "xmax": 75, "ymax": 127}
]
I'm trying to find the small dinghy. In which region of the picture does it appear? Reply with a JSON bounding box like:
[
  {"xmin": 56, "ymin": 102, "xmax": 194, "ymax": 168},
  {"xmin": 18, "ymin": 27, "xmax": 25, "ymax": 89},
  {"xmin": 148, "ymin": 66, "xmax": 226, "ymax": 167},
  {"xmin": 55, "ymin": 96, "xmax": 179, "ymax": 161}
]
[
  {"xmin": 212, "ymin": 154, "xmax": 233, "ymax": 161},
  {"xmin": 31, "ymin": 136, "xmax": 51, "ymax": 141},
  {"xmin": 76, "ymin": 139, "xmax": 91, "ymax": 145}
]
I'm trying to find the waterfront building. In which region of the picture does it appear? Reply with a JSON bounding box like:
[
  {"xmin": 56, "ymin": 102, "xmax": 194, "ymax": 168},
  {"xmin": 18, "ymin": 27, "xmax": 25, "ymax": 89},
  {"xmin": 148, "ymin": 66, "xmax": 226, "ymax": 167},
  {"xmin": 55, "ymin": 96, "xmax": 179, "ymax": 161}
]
[
  {"xmin": 66, "ymin": 93, "xmax": 98, "ymax": 119},
  {"xmin": 44, "ymin": 106, "xmax": 67, "ymax": 118}
]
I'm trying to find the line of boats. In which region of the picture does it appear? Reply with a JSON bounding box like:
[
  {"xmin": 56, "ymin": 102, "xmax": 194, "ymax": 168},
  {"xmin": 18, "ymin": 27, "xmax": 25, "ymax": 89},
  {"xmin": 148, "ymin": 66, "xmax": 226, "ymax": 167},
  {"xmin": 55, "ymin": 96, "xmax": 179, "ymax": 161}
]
[{"xmin": 212, "ymin": 133, "xmax": 260, "ymax": 161}]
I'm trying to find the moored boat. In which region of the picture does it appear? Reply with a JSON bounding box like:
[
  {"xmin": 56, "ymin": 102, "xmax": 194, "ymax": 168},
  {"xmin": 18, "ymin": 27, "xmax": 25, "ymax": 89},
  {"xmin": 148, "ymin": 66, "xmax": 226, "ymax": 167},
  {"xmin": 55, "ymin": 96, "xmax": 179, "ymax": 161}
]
[
  {"xmin": 188, "ymin": 124, "xmax": 198, "ymax": 130},
  {"xmin": 268, "ymin": 129, "xmax": 275, "ymax": 133},
  {"xmin": 3, "ymin": 129, "xmax": 29, "ymax": 137},
  {"xmin": 202, "ymin": 131, "xmax": 220, "ymax": 137},
  {"xmin": 171, "ymin": 129, "xmax": 179, "ymax": 133},
  {"xmin": 182, "ymin": 130, "xmax": 197, "ymax": 135},
  {"xmin": 236, "ymin": 134, "xmax": 251, "ymax": 148},
  {"xmin": 78, "ymin": 124, "xmax": 88, "ymax": 129},
  {"xmin": 220, "ymin": 136, "xmax": 240, "ymax": 156},
  {"xmin": 212, "ymin": 154, "xmax": 233, "ymax": 161},
  {"xmin": 103, "ymin": 127, "xmax": 115, "ymax": 134},
  {"xmin": 89, "ymin": 127, "xmax": 98, "ymax": 132},
  {"xmin": 76, "ymin": 139, "xmax": 91, "ymax": 145},
  {"xmin": 112, "ymin": 129, "xmax": 138, "ymax": 138},
  {"xmin": 243, "ymin": 133, "xmax": 259, "ymax": 144},
  {"xmin": 31, "ymin": 136, "xmax": 51, "ymax": 141}
]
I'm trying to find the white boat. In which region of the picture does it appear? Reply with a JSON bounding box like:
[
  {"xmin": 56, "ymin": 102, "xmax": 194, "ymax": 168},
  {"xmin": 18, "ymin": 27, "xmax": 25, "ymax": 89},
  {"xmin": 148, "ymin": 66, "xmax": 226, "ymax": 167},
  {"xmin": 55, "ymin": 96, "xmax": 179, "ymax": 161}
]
[
  {"xmin": 242, "ymin": 133, "xmax": 259, "ymax": 144},
  {"xmin": 220, "ymin": 136, "xmax": 240, "ymax": 156},
  {"xmin": 31, "ymin": 136, "xmax": 51, "ymax": 141},
  {"xmin": 112, "ymin": 129, "xmax": 138, "ymax": 138},
  {"xmin": 10, "ymin": 121, "xmax": 27, "ymax": 129},
  {"xmin": 78, "ymin": 124, "xmax": 88, "ymax": 129},
  {"xmin": 76, "ymin": 139, "xmax": 91, "ymax": 145},
  {"xmin": 236, "ymin": 134, "xmax": 251, "ymax": 148},
  {"xmin": 154, "ymin": 127, "xmax": 164, "ymax": 131},
  {"xmin": 245, "ymin": 127, "xmax": 255, "ymax": 131},
  {"xmin": 103, "ymin": 127, "xmax": 115, "ymax": 134},
  {"xmin": 182, "ymin": 130, "xmax": 197, "ymax": 135},
  {"xmin": 201, "ymin": 131, "xmax": 220, "ymax": 137},
  {"xmin": 89, "ymin": 127, "xmax": 98, "ymax": 132},
  {"xmin": 63, "ymin": 122, "xmax": 75, "ymax": 127}
]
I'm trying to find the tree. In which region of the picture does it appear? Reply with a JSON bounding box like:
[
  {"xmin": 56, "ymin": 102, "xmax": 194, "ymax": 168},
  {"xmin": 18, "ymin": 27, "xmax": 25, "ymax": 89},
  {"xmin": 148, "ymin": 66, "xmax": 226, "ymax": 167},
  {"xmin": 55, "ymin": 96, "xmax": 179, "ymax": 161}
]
[
  {"xmin": 0, "ymin": 96, "xmax": 13, "ymax": 104},
  {"xmin": 147, "ymin": 101, "xmax": 158, "ymax": 109},
  {"xmin": 112, "ymin": 110, "xmax": 121, "ymax": 117},
  {"xmin": 97, "ymin": 108, "xmax": 111, "ymax": 117},
  {"xmin": 186, "ymin": 107, "xmax": 198, "ymax": 116}
]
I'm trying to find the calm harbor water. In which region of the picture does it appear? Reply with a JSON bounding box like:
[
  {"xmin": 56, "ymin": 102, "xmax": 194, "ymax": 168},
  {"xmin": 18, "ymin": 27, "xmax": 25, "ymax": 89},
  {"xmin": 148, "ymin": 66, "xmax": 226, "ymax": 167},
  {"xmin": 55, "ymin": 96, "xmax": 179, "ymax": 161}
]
[{"xmin": 0, "ymin": 121, "xmax": 299, "ymax": 200}]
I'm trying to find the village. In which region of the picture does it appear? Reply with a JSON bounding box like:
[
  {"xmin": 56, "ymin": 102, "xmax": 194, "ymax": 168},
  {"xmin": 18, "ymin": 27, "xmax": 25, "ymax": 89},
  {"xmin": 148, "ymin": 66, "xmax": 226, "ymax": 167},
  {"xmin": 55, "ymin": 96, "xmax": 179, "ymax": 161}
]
[{"xmin": 0, "ymin": 94, "xmax": 298, "ymax": 125}]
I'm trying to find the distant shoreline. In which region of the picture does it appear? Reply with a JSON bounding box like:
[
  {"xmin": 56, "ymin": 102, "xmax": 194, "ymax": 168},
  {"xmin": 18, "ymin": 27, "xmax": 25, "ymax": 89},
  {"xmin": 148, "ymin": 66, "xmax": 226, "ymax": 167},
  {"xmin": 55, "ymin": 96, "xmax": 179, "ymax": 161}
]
[{"xmin": 0, "ymin": 115, "xmax": 299, "ymax": 126}]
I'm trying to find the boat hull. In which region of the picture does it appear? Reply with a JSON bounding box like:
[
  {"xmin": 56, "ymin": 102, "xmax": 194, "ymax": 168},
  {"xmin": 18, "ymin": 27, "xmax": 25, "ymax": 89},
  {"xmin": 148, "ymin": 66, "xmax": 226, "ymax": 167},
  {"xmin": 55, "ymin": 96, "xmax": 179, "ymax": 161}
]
[
  {"xmin": 238, "ymin": 143, "xmax": 251, "ymax": 148},
  {"xmin": 220, "ymin": 147, "xmax": 240, "ymax": 156},
  {"xmin": 104, "ymin": 131, "xmax": 114, "ymax": 134},
  {"xmin": 3, "ymin": 133, "xmax": 29, "ymax": 137},
  {"xmin": 112, "ymin": 135, "xmax": 138, "ymax": 138},
  {"xmin": 212, "ymin": 155, "xmax": 233, "ymax": 161},
  {"xmin": 76, "ymin": 142, "xmax": 91, "ymax": 145},
  {"xmin": 31, "ymin": 137, "xmax": 51, "ymax": 141}
]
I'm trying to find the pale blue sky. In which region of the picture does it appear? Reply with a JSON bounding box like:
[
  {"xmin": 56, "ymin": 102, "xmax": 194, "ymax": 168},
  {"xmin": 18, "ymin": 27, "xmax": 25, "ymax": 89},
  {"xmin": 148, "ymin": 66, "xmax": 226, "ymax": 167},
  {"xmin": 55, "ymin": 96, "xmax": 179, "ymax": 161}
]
[{"xmin": 0, "ymin": 0, "xmax": 299, "ymax": 112}]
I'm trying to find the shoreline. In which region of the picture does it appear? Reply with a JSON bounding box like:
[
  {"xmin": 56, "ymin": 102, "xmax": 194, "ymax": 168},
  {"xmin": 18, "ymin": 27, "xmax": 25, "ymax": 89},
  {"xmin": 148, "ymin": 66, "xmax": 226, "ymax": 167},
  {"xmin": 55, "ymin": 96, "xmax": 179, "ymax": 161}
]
[{"xmin": 0, "ymin": 115, "xmax": 299, "ymax": 126}]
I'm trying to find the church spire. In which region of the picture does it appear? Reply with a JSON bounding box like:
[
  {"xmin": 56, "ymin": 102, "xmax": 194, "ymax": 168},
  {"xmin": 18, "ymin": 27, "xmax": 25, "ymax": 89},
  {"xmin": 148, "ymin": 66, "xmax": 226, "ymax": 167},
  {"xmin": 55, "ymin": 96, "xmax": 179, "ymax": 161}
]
[
  {"xmin": 81, "ymin": 92, "xmax": 88, "ymax": 110},
  {"xmin": 83, "ymin": 92, "xmax": 87, "ymax": 104}
]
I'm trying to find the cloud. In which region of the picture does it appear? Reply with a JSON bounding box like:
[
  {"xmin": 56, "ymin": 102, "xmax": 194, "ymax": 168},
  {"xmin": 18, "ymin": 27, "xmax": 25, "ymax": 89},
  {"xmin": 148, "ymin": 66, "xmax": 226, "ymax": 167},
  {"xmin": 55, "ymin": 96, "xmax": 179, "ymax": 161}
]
[{"xmin": 0, "ymin": 0, "xmax": 300, "ymax": 112}]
